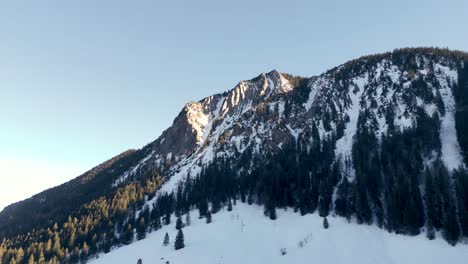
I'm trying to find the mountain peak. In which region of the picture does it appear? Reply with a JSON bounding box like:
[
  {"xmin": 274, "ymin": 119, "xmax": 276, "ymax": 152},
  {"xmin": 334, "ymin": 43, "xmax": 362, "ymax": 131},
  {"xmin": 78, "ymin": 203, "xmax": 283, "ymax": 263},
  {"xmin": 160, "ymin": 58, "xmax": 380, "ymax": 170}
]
[{"xmin": 2, "ymin": 48, "xmax": 468, "ymax": 263}]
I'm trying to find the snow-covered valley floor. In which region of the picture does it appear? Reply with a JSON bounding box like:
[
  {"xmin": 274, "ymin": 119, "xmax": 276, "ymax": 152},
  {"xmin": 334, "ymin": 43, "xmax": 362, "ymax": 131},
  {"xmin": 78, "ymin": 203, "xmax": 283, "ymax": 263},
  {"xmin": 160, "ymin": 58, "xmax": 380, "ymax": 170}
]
[{"xmin": 91, "ymin": 203, "xmax": 468, "ymax": 264}]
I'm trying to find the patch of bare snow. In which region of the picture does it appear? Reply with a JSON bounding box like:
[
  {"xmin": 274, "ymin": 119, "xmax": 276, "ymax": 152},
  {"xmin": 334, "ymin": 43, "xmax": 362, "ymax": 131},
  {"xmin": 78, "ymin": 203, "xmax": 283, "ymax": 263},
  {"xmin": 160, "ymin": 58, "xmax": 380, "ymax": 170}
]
[
  {"xmin": 435, "ymin": 64, "xmax": 465, "ymax": 171},
  {"xmin": 334, "ymin": 74, "xmax": 367, "ymax": 179}
]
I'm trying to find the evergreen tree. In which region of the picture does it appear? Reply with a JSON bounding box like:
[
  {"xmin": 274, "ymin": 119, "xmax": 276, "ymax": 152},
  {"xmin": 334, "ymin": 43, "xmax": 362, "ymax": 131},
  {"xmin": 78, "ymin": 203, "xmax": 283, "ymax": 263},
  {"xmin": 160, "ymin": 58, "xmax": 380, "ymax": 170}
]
[
  {"xmin": 433, "ymin": 162, "xmax": 449, "ymax": 229},
  {"xmin": 80, "ymin": 242, "xmax": 89, "ymax": 263},
  {"xmin": 174, "ymin": 230, "xmax": 185, "ymax": 250},
  {"xmin": 199, "ymin": 199, "xmax": 208, "ymax": 218},
  {"xmin": 264, "ymin": 199, "xmax": 277, "ymax": 220},
  {"xmin": 323, "ymin": 217, "xmax": 329, "ymax": 229},
  {"xmin": 227, "ymin": 199, "xmax": 233, "ymax": 211},
  {"xmin": 38, "ymin": 251, "xmax": 46, "ymax": 264},
  {"xmin": 164, "ymin": 211, "xmax": 171, "ymax": 226},
  {"xmin": 206, "ymin": 211, "xmax": 212, "ymax": 224},
  {"xmin": 15, "ymin": 248, "xmax": 24, "ymax": 264},
  {"xmin": 335, "ymin": 177, "xmax": 351, "ymax": 220},
  {"xmin": 69, "ymin": 248, "xmax": 78, "ymax": 264},
  {"xmin": 406, "ymin": 173, "xmax": 425, "ymax": 235},
  {"xmin": 68, "ymin": 230, "xmax": 76, "ymax": 249},
  {"xmin": 137, "ymin": 258, "xmax": 143, "ymax": 264},
  {"xmin": 424, "ymin": 168, "xmax": 436, "ymax": 233},
  {"xmin": 318, "ymin": 178, "xmax": 332, "ymax": 217},
  {"xmin": 354, "ymin": 180, "xmax": 372, "ymax": 225},
  {"xmin": 426, "ymin": 223, "xmax": 435, "ymax": 240},
  {"xmin": 455, "ymin": 168, "xmax": 468, "ymax": 237},
  {"xmin": 211, "ymin": 198, "xmax": 221, "ymax": 214},
  {"xmin": 27, "ymin": 255, "xmax": 35, "ymax": 264},
  {"xmin": 137, "ymin": 217, "xmax": 147, "ymax": 240},
  {"xmin": 122, "ymin": 223, "xmax": 134, "ymax": 245},
  {"xmin": 443, "ymin": 202, "xmax": 460, "ymax": 246},
  {"xmin": 151, "ymin": 208, "xmax": 162, "ymax": 231},
  {"xmin": 176, "ymin": 216, "xmax": 184, "ymax": 230},
  {"xmin": 247, "ymin": 191, "xmax": 254, "ymax": 205},
  {"xmin": 163, "ymin": 233, "xmax": 169, "ymax": 246}
]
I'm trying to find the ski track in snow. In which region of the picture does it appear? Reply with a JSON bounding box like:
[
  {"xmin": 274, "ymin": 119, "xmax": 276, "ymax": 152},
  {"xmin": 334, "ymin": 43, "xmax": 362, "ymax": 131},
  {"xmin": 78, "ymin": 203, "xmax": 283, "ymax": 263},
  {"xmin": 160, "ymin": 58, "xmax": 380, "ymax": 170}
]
[{"xmin": 90, "ymin": 203, "xmax": 468, "ymax": 264}]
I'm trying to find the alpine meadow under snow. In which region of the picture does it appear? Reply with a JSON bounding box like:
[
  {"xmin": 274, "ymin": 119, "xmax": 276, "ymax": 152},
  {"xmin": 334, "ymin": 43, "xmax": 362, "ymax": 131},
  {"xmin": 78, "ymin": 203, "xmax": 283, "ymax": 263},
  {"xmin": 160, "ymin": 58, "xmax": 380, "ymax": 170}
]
[
  {"xmin": 90, "ymin": 204, "xmax": 468, "ymax": 264},
  {"xmin": 1, "ymin": 48, "xmax": 468, "ymax": 264}
]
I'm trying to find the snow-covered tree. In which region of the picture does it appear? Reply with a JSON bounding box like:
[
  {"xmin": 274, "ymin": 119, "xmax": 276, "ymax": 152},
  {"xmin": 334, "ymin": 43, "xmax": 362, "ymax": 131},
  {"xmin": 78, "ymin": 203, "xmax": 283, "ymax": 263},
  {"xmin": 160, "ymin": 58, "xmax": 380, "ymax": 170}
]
[{"xmin": 163, "ymin": 233, "xmax": 170, "ymax": 246}]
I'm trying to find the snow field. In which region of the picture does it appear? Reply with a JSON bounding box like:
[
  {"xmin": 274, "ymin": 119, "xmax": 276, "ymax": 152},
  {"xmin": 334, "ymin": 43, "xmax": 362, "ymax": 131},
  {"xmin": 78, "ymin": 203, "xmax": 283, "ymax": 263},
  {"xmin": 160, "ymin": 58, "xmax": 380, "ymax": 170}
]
[{"xmin": 91, "ymin": 203, "xmax": 468, "ymax": 264}]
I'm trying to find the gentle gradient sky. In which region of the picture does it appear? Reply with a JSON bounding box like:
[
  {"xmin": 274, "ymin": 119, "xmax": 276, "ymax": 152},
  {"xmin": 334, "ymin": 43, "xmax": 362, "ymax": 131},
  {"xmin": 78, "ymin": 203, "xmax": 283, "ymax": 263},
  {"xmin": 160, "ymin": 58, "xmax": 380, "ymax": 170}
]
[{"xmin": 1, "ymin": 0, "xmax": 467, "ymax": 211}]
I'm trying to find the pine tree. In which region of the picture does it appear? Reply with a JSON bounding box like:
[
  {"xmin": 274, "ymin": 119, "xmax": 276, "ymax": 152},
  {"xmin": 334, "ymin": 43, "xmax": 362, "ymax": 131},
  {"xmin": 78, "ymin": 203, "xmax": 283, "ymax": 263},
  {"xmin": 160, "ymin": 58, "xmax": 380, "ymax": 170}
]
[
  {"xmin": 269, "ymin": 205, "xmax": 277, "ymax": 220},
  {"xmin": 318, "ymin": 178, "xmax": 332, "ymax": 217},
  {"xmin": 52, "ymin": 232, "xmax": 63, "ymax": 257},
  {"xmin": 247, "ymin": 191, "xmax": 254, "ymax": 205},
  {"xmin": 50, "ymin": 256, "xmax": 59, "ymax": 264},
  {"xmin": 264, "ymin": 199, "xmax": 276, "ymax": 220},
  {"xmin": 455, "ymin": 168, "xmax": 468, "ymax": 237},
  {"xmin": 199, "ymin": 199, "xmax": 208, "ymax": 218},
  {"xmin": 407, "ymin": 173, "xmax": 425, "ymax": 235},
  {"xmin": 323, "ymin": 217, "xmax": 329, "ymax": 229},
  {"xmin": 227, "ymin": 199, "xmax": 233, "ymax": 211},
  {"xmin": 15, "ymin": 247, "xmax": 24, "ymax": 264},
  {"xmin": 122, "ymin": 223, "xmax": 134, "ymax": 245},
  {"xmin": 426, "ymin": 222, "xmax": 435, "ymax": 240},
  {"xmin": 27, "ymin": 255, "xmax": 35, "ymax": 264},
  {"xmin": 90, "ymin": 233, "xmax": 98, "ymax": 255},
  {"xmin": 163, "ymin": 233, "xmax": 169, "ymax": 246},
  {"xmin": 80, "ymin": 242, "xmax": 89, "ymax": 263},
  {"xmin": 45, "ymin": 238, "xmax": 52, "ymax": 259},
  {"xmin": 151, "ymin": 208, "xmax": 162, "ymax": 231},
  {"xmin": 69, "ymin": 247, "xmax": 79, "ymax": 264},
  {"xmin": 137, "ymin": 258, "xmax": 143, "ymax": 264},
  {"xmin": 424, "ymin": 169, "xmax": 436, "ymax": 232},
  {"xmin": 137, "ymin": 217, "xmax": 147, "ymax": 240},
  {"xmin": 433, "ymin": 162, "xmax": 449, "ymax": 229},
  {"xmin": 37, "ymin": 251, "xmax": 45, "ymax": 264},
  {"xmin": 443, "ymin": 202, "xmax": 460, "ymax": 246},
  {"xmin": 176, "ymin": 216, "xmax": 184, "ymax": 230},
  {"xmin": 164, "ymin": 211, "xmax": 171, "ymax": 226},
  {"xmin": 335, "ymin": 177, "xmax": 351, "ymax": 219},
  {"xmin": 68, "ymin": 230, "xmax": 76, "ymax": 249},
  {"xmin": 206, "ymin": 211, "xmax": 212, "ymax": 224},
  {"xmin": 174, "ymin": 230, "xmax": 185, "ymax": 250}
]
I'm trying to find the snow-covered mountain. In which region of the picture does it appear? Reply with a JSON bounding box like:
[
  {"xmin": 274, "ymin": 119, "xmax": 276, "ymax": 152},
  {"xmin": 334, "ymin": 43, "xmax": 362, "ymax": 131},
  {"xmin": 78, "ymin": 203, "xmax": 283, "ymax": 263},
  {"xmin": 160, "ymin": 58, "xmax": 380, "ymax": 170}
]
[
  {"xmin": 116, "ymin": 49, "xmax": 466, "ymax": 188},
  {"xmin": 1, "ymin": 48, "xmax": 468, "ymax": 264}
]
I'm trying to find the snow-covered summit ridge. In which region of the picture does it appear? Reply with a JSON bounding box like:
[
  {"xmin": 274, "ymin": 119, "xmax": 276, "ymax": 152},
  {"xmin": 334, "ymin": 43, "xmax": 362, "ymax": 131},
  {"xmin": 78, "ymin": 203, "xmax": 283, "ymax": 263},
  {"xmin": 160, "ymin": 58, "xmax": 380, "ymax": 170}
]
[
  {"xmin": 155, "ymin": 70, "xmax": 295, "ymax": 152},
  {"xmin": 114, "ymin": 48, "xmax": 468, "ymax": 190}
]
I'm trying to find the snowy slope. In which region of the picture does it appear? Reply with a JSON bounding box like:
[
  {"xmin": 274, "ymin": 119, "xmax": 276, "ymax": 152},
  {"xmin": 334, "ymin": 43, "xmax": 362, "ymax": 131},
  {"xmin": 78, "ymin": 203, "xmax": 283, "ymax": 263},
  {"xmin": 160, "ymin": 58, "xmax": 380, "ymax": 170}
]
[
  {"xmin": 115, "ymin": 56, "xmax": 466, "ymax": 196},
  {"xmin": 98, "ymin": 53, "xmax": 468, "ymax": 262},
  {"xmin": 90, "ymin": 203, "xmax": 468, "ymax": 264}
]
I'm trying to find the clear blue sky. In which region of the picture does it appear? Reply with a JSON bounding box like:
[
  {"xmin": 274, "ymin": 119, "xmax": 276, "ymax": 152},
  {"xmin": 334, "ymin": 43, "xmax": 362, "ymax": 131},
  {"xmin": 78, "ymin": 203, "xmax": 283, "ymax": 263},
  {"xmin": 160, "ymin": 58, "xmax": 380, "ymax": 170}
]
[{"xmin": 0, "ymin": 0, "xmax": 467, "ymax": 210}]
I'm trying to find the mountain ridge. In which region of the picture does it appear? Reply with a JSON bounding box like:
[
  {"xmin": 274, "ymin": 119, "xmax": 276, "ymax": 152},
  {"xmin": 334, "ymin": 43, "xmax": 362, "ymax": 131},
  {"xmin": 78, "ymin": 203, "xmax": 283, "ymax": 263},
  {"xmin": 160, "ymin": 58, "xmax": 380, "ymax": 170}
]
[{"xmin": 1, "ymin": 47, "xmax": 468, "ymax": 264}]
